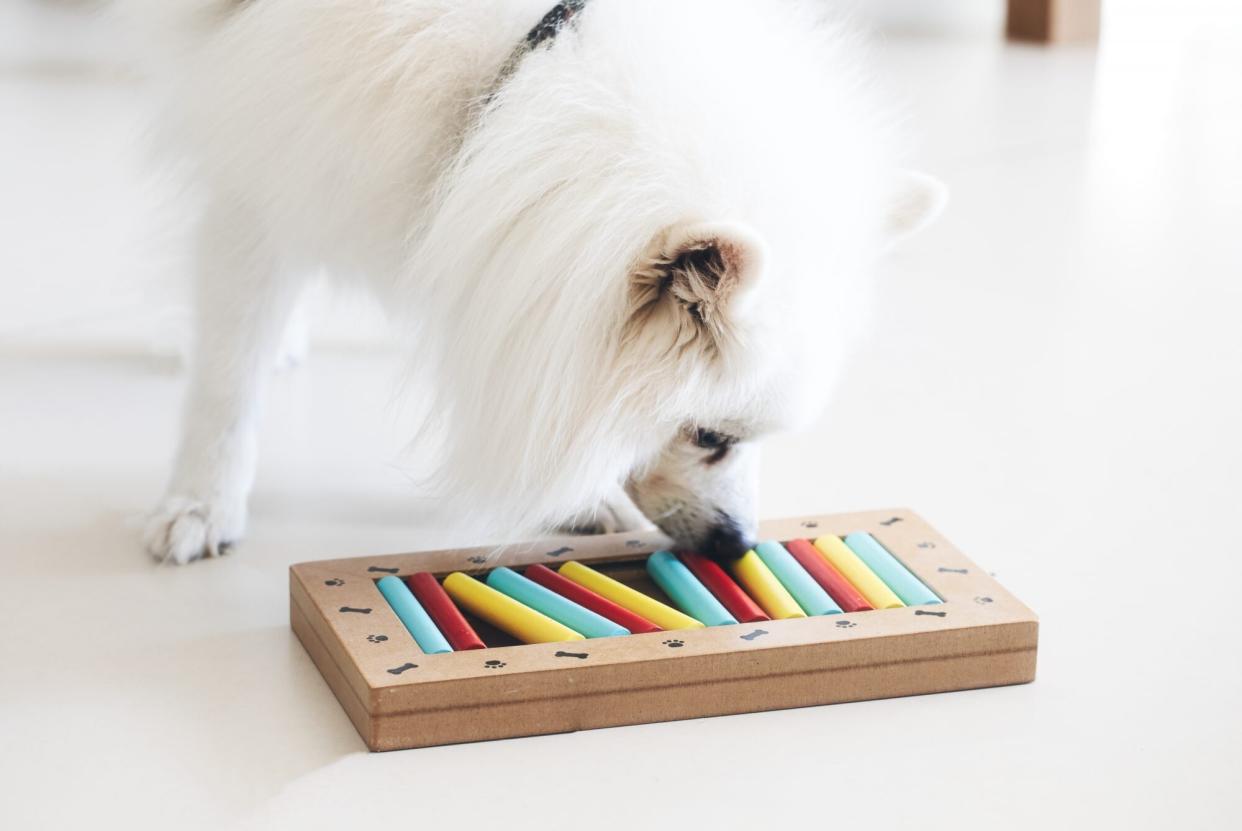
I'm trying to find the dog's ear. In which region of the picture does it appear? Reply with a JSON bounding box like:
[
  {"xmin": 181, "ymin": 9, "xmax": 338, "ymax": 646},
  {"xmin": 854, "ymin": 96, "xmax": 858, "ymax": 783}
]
[
  {"xmin": 886, "ymin": 171, "xmax": 948, "ymax": 246},
  {"xmin": 632, "ymin": 222, "xmax": 766, "ymax": 331}
]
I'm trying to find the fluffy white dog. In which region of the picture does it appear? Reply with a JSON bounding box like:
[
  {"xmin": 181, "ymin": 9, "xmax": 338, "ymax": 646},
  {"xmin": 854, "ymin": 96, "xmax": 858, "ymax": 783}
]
[{"xmin": 133, "ymin": 0, "xmax": 944, "ymax": 565}]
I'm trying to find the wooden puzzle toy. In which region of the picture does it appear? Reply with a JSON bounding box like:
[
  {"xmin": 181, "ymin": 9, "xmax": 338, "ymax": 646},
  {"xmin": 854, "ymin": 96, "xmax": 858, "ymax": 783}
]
[{"xmin": 291, "ymin": 509, "xmax": 1039, "ymax": 751}]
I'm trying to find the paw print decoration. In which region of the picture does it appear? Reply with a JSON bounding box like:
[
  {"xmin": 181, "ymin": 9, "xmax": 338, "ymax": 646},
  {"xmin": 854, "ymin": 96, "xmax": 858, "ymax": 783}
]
[
  {"xmin": 484, "ymin": 659, "xmax": 507, "ymax": 669},
  {"xmin": 366, "ymin": 634, "xmax": 389, "ymax": 644},
  {"xmin": 662, "ymin": 639, "xmax": 684, "ymax": 649},
  {"xmin": 324, "ymin": 578, "xmax": 344, "ymax": 587},
  {"xmin": 835, "ymin": 620, "xmax": 857, "ymax": 629}
]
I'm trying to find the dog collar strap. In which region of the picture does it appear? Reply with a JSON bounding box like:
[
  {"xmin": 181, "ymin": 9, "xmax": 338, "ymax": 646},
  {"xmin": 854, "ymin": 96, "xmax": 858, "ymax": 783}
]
[
  {"xmin": 489, "ymin": 0, "xmax": 591, "ymax": 100},
  {"xmin": 524, "ymin": 0, "xmax": 590, "ymax": 51}
]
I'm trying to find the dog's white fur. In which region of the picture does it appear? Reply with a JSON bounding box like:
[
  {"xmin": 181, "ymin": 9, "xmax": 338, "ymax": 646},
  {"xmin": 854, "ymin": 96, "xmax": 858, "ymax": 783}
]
[{"xmin": 128, "ymin": 0, "xmax": 945, "ymax": 564}]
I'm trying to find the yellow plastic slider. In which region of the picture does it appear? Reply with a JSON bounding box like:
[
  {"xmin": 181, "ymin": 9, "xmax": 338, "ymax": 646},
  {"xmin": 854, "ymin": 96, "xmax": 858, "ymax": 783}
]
[
  {"xmin": 729, "ymin": 550, "xmax": 806, "ymax": 620},
  {"xmin": 557, "ymin": 561, "xmax": 705, "ymax": 631},
  {"xmin": 443, "ymin": 572, "xmax": 584, "ymax": 644},
  {"xmin": 813, "ymin": 535, "xmax": 905, "ymax": 610}
]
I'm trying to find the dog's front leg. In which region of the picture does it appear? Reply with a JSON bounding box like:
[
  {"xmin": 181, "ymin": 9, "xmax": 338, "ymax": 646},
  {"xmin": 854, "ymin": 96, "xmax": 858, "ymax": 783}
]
[
  {"xmin": 145, "ymin": 199, "xmax": 302, "ymax": 564},
  {"xmin": 556, "ymin": 485, "xmax": 655, "ymax": 537}
]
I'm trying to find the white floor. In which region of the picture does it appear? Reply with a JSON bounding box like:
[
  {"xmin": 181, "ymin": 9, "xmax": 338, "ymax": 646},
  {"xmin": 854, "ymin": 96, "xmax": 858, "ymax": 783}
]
[{"xmin": 3, "ymin": 2, "xmax": 1241, "ymax": 829}]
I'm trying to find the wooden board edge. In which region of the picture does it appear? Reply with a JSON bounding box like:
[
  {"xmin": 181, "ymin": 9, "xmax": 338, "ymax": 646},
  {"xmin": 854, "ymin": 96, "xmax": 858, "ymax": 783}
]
[
  {"xmin": 289, "ymin": 567, "xmax": 389, "ymax": 706},
  {"xmin": 370, "ymin": 619, "xmax": 1039, "ymax": 716},
  {"xmin": 289, "ymin": 578, "xmax": 379, "ymax": 749},
  {"xmin": 367, "ymin": 637, "xmax": 1038, "ymax": 751}
]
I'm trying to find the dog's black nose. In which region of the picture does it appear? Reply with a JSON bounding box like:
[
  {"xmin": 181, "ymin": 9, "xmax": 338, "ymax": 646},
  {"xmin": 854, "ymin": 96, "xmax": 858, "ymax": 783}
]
[{"xmin": 698, "ymin": 520, "xmax": 754, "ymax": 562}]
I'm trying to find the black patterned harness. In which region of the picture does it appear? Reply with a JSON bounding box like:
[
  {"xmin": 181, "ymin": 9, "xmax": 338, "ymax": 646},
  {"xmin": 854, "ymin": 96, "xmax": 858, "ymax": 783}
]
[
  {"xmin": 489, "ymin": 0, "xmax": 592, "ymax": 99},
  {"xmin": 525, "ymin": 0, "xmax": 589, "ymax": 48}
]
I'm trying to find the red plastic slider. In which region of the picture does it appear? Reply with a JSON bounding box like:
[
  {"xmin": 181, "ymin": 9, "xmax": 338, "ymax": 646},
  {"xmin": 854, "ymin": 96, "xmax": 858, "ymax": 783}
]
[
  {"xmin": 784, "ymin": 539, "xmax": 874, "ymax": 613},
  {"xmin": 405, "ymin": 573, "xmax": 487, "ymax": 650},
  {"xmin": 678, "ymin": 551, "xmax": 770, "ymax": 623},
  {"xmin": 524, "ymin": 564, "xmax": 663, "ymax": 634}
]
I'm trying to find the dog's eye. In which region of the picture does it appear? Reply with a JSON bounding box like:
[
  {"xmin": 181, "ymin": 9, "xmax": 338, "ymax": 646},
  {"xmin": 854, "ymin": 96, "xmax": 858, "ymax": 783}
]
[{"xmin": 693, "ymin": 429, "xmax": 733, "ymax": 450}]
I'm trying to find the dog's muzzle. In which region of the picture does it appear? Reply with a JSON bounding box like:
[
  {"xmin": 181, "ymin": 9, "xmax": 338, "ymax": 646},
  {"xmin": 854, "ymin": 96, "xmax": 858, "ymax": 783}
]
[{"xmin": 695, "ymin": 516, "xmax": 755, "ymax": 562}]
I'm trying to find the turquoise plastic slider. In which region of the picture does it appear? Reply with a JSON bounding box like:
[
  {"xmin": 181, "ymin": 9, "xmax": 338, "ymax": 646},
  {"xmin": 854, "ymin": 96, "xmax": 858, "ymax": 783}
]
[
  {"xmin": 754, "ymin": 541, "xmax": 843, "ymax": 616},
  {"xmin": 486, "ymin": 567, "xmax": 630, "ymax": 638},
  {"xmin": 376, "ymin": 575, "xmax": 453, "ymax": 654},
  {"xmin": 646, "ymin": 550, "xmax": 738, "ymax": 626},
  {"xmin": 842, "ymin": 532, "xmax": 941, "ymax": 606}
]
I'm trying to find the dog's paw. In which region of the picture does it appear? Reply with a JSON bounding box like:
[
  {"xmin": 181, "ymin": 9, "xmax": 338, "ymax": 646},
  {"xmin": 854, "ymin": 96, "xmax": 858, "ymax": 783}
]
[
  {"xmin": 557, "ymin": 508, "xmax": 626, "ymax": 537},
  {"xmin": 557, "ymin": 519, "xmax": 610, "ymax": 536},
  {"xmin": 144, "ymin": 496, "xmax": 246, "ymax": 565},
  {"xmin": 556, "ymin": 493, "xmax": 655, "ymax": 537}
]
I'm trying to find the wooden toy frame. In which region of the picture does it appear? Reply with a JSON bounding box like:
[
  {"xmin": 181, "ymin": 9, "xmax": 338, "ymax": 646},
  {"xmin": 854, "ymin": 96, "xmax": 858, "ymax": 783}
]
[{"xmin": 290, "ymin": 509, "xmax": 1038, "ymax": 751}]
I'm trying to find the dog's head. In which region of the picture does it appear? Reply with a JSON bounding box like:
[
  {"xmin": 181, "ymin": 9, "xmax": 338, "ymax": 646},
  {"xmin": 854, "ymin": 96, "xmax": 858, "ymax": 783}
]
[
  {"xmin": 416, "ymin": 1, "xmax": 944, "ymax": 555},
  {"xmin": 616, "ymin": 178, "xmax": 943, "ymax": 558}
]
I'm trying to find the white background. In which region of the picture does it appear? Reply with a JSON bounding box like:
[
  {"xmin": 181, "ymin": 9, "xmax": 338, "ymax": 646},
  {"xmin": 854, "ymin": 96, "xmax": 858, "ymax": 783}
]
[{"xmin": 2, "ymin": 1, "xmax": 1240, "ymax": 829}]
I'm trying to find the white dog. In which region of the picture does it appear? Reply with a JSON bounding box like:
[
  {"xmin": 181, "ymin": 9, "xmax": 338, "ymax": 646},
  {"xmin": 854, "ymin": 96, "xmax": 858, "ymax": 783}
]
[{"xmin": 132, "ymin": 0, "xmax": 944, "ymax": 565}]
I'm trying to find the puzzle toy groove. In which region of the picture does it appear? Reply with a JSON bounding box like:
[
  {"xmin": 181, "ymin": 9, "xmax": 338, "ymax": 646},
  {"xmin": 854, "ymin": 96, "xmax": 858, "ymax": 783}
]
[
  {"xmin": 730, "ymin": 550, "xmax": 806, "ymax": 620},
  {"xmin": 405, "ymin": 573, "xmax": 486, "ymax": 651},
  {"xmin": 558, "ymin": 560, "xmax": 705, "ymax": 631},
  {"xmin": 842, "ymin": 532, "xmax": 941, "ymax": 607},
  {"xmin": 754, "ymin": 541, "xmax": 843, "ymax": 616},
  {"xmin": 486, "ymin": 567, "xmax": 630, "ymax": 638},
  {"xmin": 524, "ymin": 564, "xmax": 662, "ymax": 634},
  {"xmin": 443, "ymin": 572, "xmax": 585, "ymax": 644},
  {"xmin": 375, "ymin": 575, "xmax": 452, "ymax": 654},
  {"xmin": 646, "ymin": 551, "xmax": 737, "ymax": 627},
  {"xmin": 290, "ymin": 510, "xmax": 1039, "ymax": 751},
  {"xmin": 813, "ymin": 534, "xmax": 905, "ymax": 610},
  {"xmin": 783, "ymin": 539, "xmax": 873, "ymax": 613},
  {"xmin": 678, "ymin": 551, "xmax": 770, "ymax": 623}
]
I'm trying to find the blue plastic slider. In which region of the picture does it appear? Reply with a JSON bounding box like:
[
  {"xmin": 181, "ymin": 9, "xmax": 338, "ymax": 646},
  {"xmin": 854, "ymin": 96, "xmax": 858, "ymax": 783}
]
[
  {"xmin": 646, "ymin": 551, "xmax": 738, "ymax": 626},
  {"xmin": 842, "ymin": 533, "xmax": 941, "ymax": 606},
  {"xmin": 753, "ymin": 541, "xmax": 843, "ymax": 616},
  {"xmin": 486, "ymin": 567, "xmax": 630, "ymax": 638},
  {"xmin": 376, "ymin": 575, "xmax": 453, "ymax": 654}
]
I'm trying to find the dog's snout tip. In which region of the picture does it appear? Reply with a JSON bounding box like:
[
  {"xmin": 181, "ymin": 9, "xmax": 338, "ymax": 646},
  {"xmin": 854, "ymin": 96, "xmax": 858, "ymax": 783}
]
[{"xmin": 696, "ymin": 522, "xmax": 754, "ymax": 562}]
